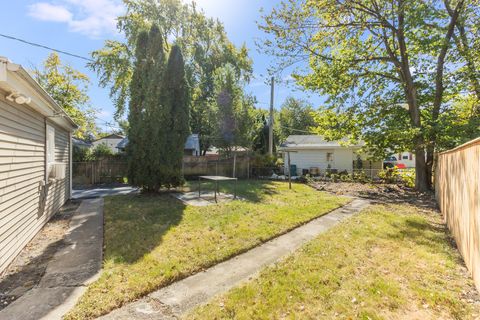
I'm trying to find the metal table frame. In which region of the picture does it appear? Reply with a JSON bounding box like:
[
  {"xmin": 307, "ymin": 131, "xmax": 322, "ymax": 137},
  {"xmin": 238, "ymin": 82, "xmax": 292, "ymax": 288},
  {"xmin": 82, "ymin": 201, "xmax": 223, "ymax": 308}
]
[{"xmin": 198, "ymin": 176, "xmax": 238, "ymax": 203}]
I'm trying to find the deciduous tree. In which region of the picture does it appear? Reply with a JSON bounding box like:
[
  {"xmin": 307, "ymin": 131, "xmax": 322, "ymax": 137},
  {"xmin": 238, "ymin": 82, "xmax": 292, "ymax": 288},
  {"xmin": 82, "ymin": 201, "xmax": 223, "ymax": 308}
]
[
  {"xmin": 259, "ymin": 0, "xmax": 479, "ymax": 191},
  {"xmin": 32, "ymin": 53, "xmax": 98, "ymax": 139}
]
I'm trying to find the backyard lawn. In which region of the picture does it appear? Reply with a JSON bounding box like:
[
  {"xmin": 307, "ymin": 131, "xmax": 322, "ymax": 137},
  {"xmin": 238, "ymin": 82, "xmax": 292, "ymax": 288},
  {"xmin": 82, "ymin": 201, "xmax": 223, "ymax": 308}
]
[
  {"xmin": 65, "ymin": 181, "xmax": 348, "ymax": 319},
  {"xmin": 188, "ymin": 203, "xmax": 480, "ymax": 320}
]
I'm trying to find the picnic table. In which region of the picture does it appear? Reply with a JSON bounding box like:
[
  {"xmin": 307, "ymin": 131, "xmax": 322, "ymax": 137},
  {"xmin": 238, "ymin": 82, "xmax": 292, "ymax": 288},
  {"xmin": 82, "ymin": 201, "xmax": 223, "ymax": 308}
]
[{"xmin": 198, "ymin": 176, "xmax": 237, "ymax": 203}]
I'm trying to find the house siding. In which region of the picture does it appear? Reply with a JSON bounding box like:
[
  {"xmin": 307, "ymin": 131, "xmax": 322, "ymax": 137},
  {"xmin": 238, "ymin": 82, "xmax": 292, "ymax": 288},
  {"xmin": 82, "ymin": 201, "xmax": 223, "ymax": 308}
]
[
  {"xmin": 285, "ymin": 149, "xmax": 355, "ymax": 175},
  {"xmin": 0, "ymin": 95, "xmax": 71, "ymax": 274}
]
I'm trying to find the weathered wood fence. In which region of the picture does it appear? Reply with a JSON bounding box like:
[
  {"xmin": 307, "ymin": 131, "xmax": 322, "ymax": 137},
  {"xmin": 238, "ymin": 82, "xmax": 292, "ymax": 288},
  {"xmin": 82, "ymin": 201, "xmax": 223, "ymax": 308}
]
[
  {"xmin": 435, "ymin": 137, "xmax": 480, "ymax": 291},
  {"xmin": 73, "ymin": 156, "xmax": 273, "ymax": 187}
]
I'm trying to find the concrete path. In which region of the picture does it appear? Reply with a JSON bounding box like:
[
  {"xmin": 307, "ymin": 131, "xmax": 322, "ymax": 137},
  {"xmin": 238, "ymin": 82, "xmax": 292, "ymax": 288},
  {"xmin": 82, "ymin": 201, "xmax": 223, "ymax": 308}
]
[
  {"xmin": 100, "ymin": 198, "xmax": 370, "ymax": 320},
  {"xmin": 72, "ymin": 186, "xmax": 138, "ymax": 199},
  {"xmin": 0, "ymin": 198, "xmax": 104, "ymax": 320}
]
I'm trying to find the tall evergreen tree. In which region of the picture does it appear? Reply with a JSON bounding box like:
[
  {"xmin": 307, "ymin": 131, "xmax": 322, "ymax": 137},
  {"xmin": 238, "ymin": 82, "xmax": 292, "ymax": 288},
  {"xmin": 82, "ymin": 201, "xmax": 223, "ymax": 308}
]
[
  {"xmin": 128, "ymin": 25, "xmax": 189, "ymax": 191},
  {"xmin": 127, "ymin": 30, "xmax": 149, "ymax": 187},
  {"xmin": 143, "ymin": 25, "xmax": 167, "ymax": 191},
  {"xmin": 163, "ymin": 45, "xmax": 190, "ymax": 187}
]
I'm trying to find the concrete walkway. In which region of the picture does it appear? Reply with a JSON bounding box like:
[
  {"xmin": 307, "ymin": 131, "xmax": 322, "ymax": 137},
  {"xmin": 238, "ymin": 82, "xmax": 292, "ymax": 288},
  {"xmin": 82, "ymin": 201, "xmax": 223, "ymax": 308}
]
[
  {"xmin": 72, "ymin": 186, "xmax": 138, "ymax": 200},
  {"xmin": 0, "ymin": 198, "xmax": 104, "ymax": 320},
  {"xmin": 100, "ymin": 198, "xmax": 370, "ymax": 320}
]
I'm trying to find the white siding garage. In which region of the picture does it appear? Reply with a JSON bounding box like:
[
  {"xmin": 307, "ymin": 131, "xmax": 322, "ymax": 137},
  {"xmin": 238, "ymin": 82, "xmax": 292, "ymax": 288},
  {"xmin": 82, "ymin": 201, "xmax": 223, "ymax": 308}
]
[
  {"xmin": 280, "ymin": 135, "xmax": 382, "ymax": 175},
  {"xmin": 0, "ymin": 57, "xmax": 76, "ymax": 274}
]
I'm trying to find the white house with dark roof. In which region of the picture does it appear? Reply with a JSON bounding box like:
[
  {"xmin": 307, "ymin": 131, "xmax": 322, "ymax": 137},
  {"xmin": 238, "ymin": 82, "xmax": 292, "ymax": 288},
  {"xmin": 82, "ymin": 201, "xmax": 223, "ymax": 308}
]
[
  {"xmin": 92, "ymin": 133, "xmax": 124, "ymax": 154},
  {"xmin": 116, "ymin": 134, "xmax": 201, "ymax": 156},
  {"xmin": 279, "ymin": 135, "xmax": 382, "ymax": 175}
]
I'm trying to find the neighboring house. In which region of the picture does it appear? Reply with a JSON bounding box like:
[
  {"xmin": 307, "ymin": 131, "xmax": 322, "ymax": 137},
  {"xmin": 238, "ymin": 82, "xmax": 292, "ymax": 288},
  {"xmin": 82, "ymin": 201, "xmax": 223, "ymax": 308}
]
[
  {"xmin": 116, "ymin": 133, "xmax": 201, "ymax": 156},
  {"xmin": 384, "ymin": 152, "xmax": 416, "ymax": 168},
  {"xmin": 205, "ymin": 146, "xmax": 249, "ymax": 160},
  {"xmin": 184, "ymin": 134, "xmax": 201, "ymax": 156},
  {"xmin": 0, "ymin": 57, "xmax": 77, "ymax": 274},
  {"xmin": 72, "ymin": 137, "xmax": 92, "ymax": 149},
  {"xmin": 279, "ymin": 135, "xmax": 382, "ymax": 175},
  {"xmin": 92, "ymin": 133, "xmax": 124, "ymax": 154}
]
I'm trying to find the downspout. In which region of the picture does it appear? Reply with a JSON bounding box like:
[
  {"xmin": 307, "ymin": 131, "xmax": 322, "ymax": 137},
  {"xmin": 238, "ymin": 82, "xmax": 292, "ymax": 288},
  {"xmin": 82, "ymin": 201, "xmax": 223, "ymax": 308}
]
[{"xmin": 69, "ymin": 131, "xmax": 73, "ymax": 199}]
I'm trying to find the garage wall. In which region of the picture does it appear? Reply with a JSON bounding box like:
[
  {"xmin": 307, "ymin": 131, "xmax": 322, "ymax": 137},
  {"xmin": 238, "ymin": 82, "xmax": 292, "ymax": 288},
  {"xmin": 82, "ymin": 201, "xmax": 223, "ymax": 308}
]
[
  {"xmin": 285, "ymin": 148, "xmax": 358, "ymax": 174},
  {"xmin": 0, "ymin": 95, "xmax": 70, "ymax": 274}
]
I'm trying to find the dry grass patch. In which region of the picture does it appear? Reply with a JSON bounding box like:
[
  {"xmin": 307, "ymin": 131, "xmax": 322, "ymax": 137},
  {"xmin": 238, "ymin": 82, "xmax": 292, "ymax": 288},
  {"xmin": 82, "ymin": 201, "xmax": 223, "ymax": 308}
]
[
  {"xmin": 188, "ymin": 204, "xmax": 480, "ymax": 320},
  {"xmin": 65, "ymin": 181, "xmax": 347, "ymax": 319}
]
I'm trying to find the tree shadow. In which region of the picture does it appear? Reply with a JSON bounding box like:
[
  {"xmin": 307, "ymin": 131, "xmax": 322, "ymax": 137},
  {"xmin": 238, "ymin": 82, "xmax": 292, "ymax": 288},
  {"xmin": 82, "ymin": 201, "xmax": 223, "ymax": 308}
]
[
  {"xmin": 184, "ymin": 179, "xmax": 280, "ymax": 203},
  {"xmin": 380, "ymin": 215, "xmax": 465, "ymax": 265},
  {"xmin": 103, "ymin": 193, "xmax": 187, "ymax": 264}
]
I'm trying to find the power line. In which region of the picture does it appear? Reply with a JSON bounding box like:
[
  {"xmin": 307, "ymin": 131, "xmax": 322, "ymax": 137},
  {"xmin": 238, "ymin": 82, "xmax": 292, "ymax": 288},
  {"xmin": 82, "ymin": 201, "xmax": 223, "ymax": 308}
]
[{"xmin": 0, "ymin": 33, "xmax": 94, "ymax": 62}]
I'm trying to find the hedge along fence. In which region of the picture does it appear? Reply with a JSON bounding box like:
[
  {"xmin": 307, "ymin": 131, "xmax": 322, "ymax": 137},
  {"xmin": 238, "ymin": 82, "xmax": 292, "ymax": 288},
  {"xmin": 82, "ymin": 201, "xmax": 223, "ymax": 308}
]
[{"xmin": 435, "ymin": 137, "xmax": 480, "ymax": 291}]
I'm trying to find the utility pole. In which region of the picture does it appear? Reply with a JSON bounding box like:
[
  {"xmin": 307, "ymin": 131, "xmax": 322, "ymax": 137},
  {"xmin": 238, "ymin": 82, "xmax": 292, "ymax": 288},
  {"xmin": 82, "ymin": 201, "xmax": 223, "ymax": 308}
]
[{"xmin": 268, "ymin": 76, "xmax": 274, "ymax": 155}]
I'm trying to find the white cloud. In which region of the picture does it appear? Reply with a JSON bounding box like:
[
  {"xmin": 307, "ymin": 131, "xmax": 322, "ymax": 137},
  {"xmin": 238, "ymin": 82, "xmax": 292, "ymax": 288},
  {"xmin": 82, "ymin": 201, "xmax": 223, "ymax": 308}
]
[
  {"xmin": 28, "ymin": 3, "xmax": 72, "ymax": 22},
  {"xmin": 27, "ymin": 0, "xmax": 124, "ymax": 38}
]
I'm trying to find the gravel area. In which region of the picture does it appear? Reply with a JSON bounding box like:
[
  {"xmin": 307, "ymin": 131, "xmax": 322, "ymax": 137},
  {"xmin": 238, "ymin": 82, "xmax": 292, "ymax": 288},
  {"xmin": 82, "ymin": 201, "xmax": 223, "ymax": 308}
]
[{"xmin": 0, "ymin": 200, "xmax": 80, "ymax": 310}]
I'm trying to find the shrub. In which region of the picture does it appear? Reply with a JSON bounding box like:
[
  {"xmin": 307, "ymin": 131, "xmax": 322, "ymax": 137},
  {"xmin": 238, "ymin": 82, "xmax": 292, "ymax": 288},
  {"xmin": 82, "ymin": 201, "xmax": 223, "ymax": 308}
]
[
  {"xmin": 92, "ymin": 143, "xmax": 114, "ymax": 159},
  {"xmin": 398, "ymin": 169, "xmax": 415, "ymax": 188},
  {"xmin": 353, "ymin": 171, "xmax": 370, "ymax": 183},
  {"xmin": 378, "ymin": 167, "xmax": 400, "ymax": 183}
]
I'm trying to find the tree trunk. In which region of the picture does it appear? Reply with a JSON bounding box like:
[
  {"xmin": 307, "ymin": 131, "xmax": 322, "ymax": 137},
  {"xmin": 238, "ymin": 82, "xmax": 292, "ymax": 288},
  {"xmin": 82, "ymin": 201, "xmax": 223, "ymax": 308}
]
[
  {"xmin": 414, "ymin": 141, "xmax": 429, "ymax": 192},
  {"xmin": 425, "ymin": 144, "xmax": 435, "ymax": 190}
]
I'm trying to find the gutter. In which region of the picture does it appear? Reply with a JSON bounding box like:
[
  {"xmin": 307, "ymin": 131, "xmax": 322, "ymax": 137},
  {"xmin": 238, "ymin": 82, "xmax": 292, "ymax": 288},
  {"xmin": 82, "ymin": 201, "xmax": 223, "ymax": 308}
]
[{"xmin": 0, "ymin": 56, "xmax": 78, "ymax": 130}]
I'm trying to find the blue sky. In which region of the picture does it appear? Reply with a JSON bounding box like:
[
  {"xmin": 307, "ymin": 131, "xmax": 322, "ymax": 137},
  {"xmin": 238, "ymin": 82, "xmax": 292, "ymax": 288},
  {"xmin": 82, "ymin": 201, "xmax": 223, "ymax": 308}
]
[{"xmin": 1, "ymin": 0, "xmax": 323, "ymax": 133}]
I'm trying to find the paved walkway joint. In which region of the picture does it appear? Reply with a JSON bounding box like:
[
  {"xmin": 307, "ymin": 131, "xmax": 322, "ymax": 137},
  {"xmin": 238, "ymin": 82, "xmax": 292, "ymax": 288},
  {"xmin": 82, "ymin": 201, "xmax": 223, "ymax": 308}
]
[
  {"xmin": 0, "ymin": 198, "xmax": 104, "ymax": 320},
  {"xmin": 100, "ymin": 198, "xmax": 370, "ymax": 320}
]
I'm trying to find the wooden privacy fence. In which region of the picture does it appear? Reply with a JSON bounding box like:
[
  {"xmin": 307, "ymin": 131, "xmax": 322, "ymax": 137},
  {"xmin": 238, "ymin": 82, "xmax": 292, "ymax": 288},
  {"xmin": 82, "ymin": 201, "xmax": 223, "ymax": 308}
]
[
  {"xmin": 435, "ymin": 137, "xmax": 480, "ymax": 291},
  {"xmin": 73, "ymin": 156, "xmax": 258, "ymax": 187},
  {"xmin": 73, "ymin": 160, "xmax": 127, "ymax": 186}
]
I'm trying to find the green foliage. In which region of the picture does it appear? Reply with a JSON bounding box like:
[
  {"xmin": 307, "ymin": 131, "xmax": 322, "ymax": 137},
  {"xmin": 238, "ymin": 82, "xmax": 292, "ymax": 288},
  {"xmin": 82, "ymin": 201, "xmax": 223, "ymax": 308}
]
[
  {"xmin": 32, "ymin": 53, "xmax": 98, "ymax": 139},
  {"xmin": 213, "ymin": 64, "xmax": 256, "ymax": 153},
  {"xmin": 277, "ymin": 97, "xmax": 316, "ymax": 142},
  {"xmin": 89, "ymin": 0, "xmax": 253, "ymax": 155},
  {"xmin": 73, "ymin": 146, "xmax": 93, "ymax": 162},
  {"xmin": 259, "ymin": 0, "xmax": 480, "ymax": 190},
  {"xmin": 398, "ymin": 169, "xmax": 416, "ymax": 188},
  {"xmin": 378, "ymin": 167, "xmax": 401, "ymax": 184},
  {"xmin": 163, "ymin": 45, "xmax": 190, "ymax": 186},
  {"xmin": 127, "ymin": 25, "xmax": 190, "ymax": 191},
  {"xmin": 92, "ymin": 143, "xmax": 114, "ymax": 159},
  {"xmin": 251, "ymin": 110, "xmax": 270, "ymax": 154}
]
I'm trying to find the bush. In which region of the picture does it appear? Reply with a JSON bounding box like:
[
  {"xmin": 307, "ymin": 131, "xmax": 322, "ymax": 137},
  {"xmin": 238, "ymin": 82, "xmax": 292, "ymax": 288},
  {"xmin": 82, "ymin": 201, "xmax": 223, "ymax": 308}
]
[
  {"xmin": 378, "ymin": 167, "xmax": 400, "ymax": 183},
  {"xmin": 92, "ymin": 143, "xmax": 114, "ymax": 159},
  {"xmin": 398, "ymin": 169, "xmax": 415, "ymax": 188},
  {"xmin": 352, "ymin": 171, "xmax": 370, "ymax": 183}
]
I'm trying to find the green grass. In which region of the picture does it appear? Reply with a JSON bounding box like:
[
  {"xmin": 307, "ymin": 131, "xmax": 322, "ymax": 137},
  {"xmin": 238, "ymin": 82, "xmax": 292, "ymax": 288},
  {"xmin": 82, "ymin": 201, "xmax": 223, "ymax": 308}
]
[
  {"xmin": 65, "ymin": 181, "xmax": 348, "ymax": 319},
  {"xmin": 188, "ymin": 204, "xmax": 480, "ymax": 320}
]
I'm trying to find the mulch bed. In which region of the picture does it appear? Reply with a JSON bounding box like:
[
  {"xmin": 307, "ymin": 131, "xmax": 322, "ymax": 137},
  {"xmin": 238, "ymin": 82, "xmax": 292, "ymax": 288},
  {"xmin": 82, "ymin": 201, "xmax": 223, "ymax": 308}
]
[
  {"xmin": 311, "ymin": 181, "xmax": 437, "ymax": 209},
  {"xmin": 0, "ymin": 200, "xmax": 80, "ymax": 310}
]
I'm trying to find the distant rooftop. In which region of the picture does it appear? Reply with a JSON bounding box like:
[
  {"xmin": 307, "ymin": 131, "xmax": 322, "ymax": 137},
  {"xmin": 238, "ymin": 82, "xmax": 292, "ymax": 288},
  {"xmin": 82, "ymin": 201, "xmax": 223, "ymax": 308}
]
[
  {"xmin": 279, "ymin": 135, "xmax": 363, "ymax": 149},
  {"xmin": 116, "ymin": 134, "xmax": 200, "ymax": 151}
]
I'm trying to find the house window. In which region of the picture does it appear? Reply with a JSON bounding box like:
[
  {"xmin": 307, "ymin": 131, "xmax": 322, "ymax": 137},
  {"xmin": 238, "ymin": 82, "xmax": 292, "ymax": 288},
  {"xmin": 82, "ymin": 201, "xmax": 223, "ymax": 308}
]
[
  {"xmin": 326, "ymin": 152, "xmax": 334, "ymax": 162},
  {"xmin": 402, "ymin": 155, "xmax": 409, "ymax": 160},
  {"xmin": 46, "ymin": 124, "xmax": 55, "ymax": 177}
]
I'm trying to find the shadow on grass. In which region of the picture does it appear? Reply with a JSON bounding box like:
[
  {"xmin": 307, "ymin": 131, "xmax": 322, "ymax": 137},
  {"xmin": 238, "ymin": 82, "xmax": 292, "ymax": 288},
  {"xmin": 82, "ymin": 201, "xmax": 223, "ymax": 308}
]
[
  {"xmin": 184, "ymin": 179, "xmax": 280, "ymax": 203},
  {"xmin": 104, "ymin": 180, "xmax": 285, "ymax": 264},
  {"xmin": 381, "ymin": 214, "xmax": 464, "ymax": 265},
  {"xmin": 104, "ymin": 193, "xmax": 187, "ymax": 264}
]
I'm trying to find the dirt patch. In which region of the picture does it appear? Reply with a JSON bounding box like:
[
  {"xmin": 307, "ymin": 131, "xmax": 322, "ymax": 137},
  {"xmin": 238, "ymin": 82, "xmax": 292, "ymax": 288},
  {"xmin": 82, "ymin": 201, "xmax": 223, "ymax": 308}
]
[
  {"xmin": 311, "ymin": 182, "xmax": 437, "ymax": 209},
  {"xmin": 0, "ymin": 200, "xmax": 80, "ymax": 310}
]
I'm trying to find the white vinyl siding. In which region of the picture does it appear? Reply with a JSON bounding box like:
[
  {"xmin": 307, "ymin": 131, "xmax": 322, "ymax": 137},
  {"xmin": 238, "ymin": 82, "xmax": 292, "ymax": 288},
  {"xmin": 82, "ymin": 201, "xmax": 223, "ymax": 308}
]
[
  {"xmin": 284, "ymin": 149, "xmax": 356, "ymax": 175},
  {"xmin": 0, "ymin": 95, "xmax": 71, "ymax": 274}
]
